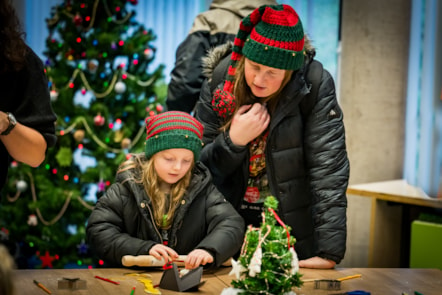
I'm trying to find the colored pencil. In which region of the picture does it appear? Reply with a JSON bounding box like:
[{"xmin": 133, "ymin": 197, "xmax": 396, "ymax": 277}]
[
  {"xmin": 94, "ymin": 275, "xmax": 120, "ymax": 285},
  {"xmin": 33, "ymin": 280, "xmax": 52, "ymax": 294}
]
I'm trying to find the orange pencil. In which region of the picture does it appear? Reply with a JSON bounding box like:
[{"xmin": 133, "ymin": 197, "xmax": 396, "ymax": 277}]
[{"xmin": 33, "ymin": 280, "xmax": 52, "ymax": 294}]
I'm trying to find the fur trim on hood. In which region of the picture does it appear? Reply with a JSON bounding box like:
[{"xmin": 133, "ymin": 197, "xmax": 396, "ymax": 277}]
[{"xmin": 202, "ymin": 35, "xmax": 315, "ymax": 82}]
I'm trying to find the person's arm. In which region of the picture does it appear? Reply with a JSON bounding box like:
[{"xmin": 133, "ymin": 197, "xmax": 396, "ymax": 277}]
[
  {"xmin": 303, "ymin": 69, "xmax": 350, "ymax": 268},
  {"xmin": 2, "ymin": 47, "xmax": 57, "ymax": 167},
  {"xmin": 192, "ymin": 182, "xmax": 245, "ymax": 268},
  {"xmin": 194, "ymin": 79, "xmax": 248, "ymax": 179},
  {"xmin": 86, "ymin": 183, "xmax": 157, "ymax": 266},
  {"xmin": 299, "ymin": 256, "xmax": 336, "ymax": 269},
  {"xmin": 0, "ymin": 114, "xmax": 47, "ymax": 167}
]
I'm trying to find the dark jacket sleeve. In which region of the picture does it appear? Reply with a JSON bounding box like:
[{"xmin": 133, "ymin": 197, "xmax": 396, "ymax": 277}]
[
  {"xmin": 86, "ymin": 183, "xmax": 156, "ymax": 266},
  {"xmin": 16, "ymin": 47, "xmax": 57, "ymax": 148},
  {"xmin": 304, "ymin": 69, "xmax": 350, "ymax": 263},
  {"xmin": 194, "ymin": 79, "xmax": 248, "ymax": 181},
  {"xmin": 194, "ymin": 183, "xmax": 245, "ymax": 266},
  {"xmin": 166, "ymin": 31, "xmax": 212, "ymax": 113}
]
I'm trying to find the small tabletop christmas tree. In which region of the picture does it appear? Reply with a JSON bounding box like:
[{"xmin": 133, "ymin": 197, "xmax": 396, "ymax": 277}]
[{"xmin": 222, "ymin": 196, "xmax": 303, "ymax": 295}]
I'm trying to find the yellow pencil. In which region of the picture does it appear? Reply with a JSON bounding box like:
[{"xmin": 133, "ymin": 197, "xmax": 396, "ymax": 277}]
[{"xmin": 337, "ymin": 274, "xmax": 362, "ymax": 281}]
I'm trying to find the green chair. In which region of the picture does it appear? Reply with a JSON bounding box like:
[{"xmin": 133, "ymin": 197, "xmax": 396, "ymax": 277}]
[{"xmin": 410, "ymin": 220, "xmax": 442, "ymax": 270}]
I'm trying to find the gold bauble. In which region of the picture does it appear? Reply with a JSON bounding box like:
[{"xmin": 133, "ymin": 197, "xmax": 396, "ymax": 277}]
[
  {"xmin": 121, "ymin": 138, "xmax": 131, "ymax": 149},
  {"xmin": 73, "ymin": 130, "xmax": 85, "ymax": 142}
]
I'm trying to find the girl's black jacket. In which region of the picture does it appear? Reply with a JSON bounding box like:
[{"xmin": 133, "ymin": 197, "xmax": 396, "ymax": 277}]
[{"xmin": 86, "ymin": 158, "xmax": 245, "ymax": 267}]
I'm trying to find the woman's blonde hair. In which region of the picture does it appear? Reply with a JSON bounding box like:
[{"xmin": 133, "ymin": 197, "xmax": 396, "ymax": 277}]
[
  {"xmin": 221, "ymin": 56, "xmax": 293, "ymax": 132},
  {"xmin": 118, "ymin": 154, "xmax": 192, "ymax": 229},
  {"xmin": 0, "ymin": 244, "xmax": 15, "ymax": 295}
]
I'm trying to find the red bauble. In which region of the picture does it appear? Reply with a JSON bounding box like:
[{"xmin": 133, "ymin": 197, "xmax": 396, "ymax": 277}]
[
  {"xmin": 94, "ymin": 114, "xmax": 105, "ymax": 126},
  {"xmin": 156, "ymin": 104, "xmax": 164, "ymax": 113},
  {"xmin": 73, "ymin": 13, "xmax": 83, "ymax": 26}
]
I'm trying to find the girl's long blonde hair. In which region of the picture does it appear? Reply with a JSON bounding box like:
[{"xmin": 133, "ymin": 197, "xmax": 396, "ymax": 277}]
[
  {"xmin": 221, "ymin": 56, "xmax": 294, "ymax": 132},
  {"xmin": 118, "ymin": 154, "xmax": 192, "ymax": 229}
]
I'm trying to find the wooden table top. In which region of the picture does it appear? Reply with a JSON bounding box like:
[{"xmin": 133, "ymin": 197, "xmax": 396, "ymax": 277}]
[
  {"xmin": 12, "ymin": 267, "xmax": 442, "ymax": 295},
  {"xmin": 347, "ymin": 179, "xmax": 442, "ymax": 208},
  {"xmin": 217, "ymin": 267, "xmax": 442, "ymax": 295},
  {"xmin": 12, "ymin": 267, "xmax": 225, "ymax": 295}
]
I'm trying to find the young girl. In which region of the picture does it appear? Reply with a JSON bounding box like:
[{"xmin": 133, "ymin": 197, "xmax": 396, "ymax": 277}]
[
  {"xmin": 195, "ymin": 4, "xmax": 350, "ymax": 269},
  {"xmin": 86, "ymin": 111, "xmax": 245, "ymax": 269}
]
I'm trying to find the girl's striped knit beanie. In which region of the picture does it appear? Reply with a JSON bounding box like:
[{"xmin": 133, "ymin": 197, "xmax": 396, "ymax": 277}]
[{"xmin": 145, "ymin": 111, "xmax": 204, "ymax": 160}]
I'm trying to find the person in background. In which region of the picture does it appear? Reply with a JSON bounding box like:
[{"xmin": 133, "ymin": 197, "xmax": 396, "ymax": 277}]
[
  {"xmin": 0, "ymin": 0, "xmax": 57, "ymax": 193},
  {"xmin": 0, "ymin": 244, "xmax": 15, "ymax": 295},
  {"xmin": 195, "ymin": 4, "xmax": 350, "ymax": 269},
  {"xmin": 166, "ymin": 0, "xmax": 278, "ymax": 113},
  {"xmin": 86, "ymin": 111, "xmax": 245, "ymax": 269}
]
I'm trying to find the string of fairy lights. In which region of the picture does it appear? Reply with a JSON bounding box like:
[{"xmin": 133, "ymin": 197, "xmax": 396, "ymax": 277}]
[
  {"xmin": 48, "ymin": 61, "xmax": 157, "ymax": 99},
  {"xmin": 46, "ymin": 0, "xmax": 136, "ymax": 29},
  {"xmin": 44, "ymin": 0, "xmax": 160, "ymax": 152}
]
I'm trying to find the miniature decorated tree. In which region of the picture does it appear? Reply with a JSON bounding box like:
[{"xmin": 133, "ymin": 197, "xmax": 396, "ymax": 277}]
[
  {"xmin": 0, "ymin": 0, "xmax": 165, "ymax": 268},
  {"xmin": 222, "ymin": 196, "xmax": 303, "ymax": 295}
]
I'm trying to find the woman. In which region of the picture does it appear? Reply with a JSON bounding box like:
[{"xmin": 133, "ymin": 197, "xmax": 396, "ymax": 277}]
[
  {"xmin": 0, "ymin": 0, "xmax": 57, "ymax": 192},
  {"xmin": 195, "ymin": 4, "xmax": 350, "ymax": 269},
  {"xmin": 86, "ymin": 111, "xmax": 245, "ymax": 269}
]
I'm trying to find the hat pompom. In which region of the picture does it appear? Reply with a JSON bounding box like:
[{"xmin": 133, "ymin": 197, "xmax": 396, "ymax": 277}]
[{"xmin": 212, "ymin": 89, "xmax": 237, "ymax": 119}]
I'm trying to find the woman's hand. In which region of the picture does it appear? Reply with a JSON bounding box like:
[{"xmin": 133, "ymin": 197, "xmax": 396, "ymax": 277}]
[
  {"xmin": 299, "ymin": 256, "xmax": 336, "ymax": 269},
  {"xmin": 185, "ymin": 249, "xmax": 214, "ymax": 269},
  {"xmin": 149, "ymin": 244, "xmax": 179, "ymax": 263},
  {"xmin": 229, "ymin": 103, "xmax": 270, "ymax": 146}
]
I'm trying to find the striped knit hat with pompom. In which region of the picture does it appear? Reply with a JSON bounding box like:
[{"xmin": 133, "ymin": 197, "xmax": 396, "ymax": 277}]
[
  {"xmin": 145, "ymin": 111, "xmax": 204, "ymax": 160},
  {"xmin": 212, "ymin": 4, "xmax": 305, "ymax": 118}
]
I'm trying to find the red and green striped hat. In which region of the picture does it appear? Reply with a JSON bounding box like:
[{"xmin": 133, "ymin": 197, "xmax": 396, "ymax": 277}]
[
  {"xmin": 145, "ymin": 111, "xmax": 204, "ymax": 160},
  {"xmin": 224, "ymin": 4, "xmax": 305, "ymax": 93}
]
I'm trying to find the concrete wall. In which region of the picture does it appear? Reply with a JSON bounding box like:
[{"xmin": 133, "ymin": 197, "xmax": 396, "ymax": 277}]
[{"xmin": 339, "ymin": 0, "xmax": 411, "ymax": 267}]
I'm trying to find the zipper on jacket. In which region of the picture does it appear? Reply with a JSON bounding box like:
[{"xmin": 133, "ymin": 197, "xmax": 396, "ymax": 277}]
[
  {"xmin": 142, "ymin": 200, "xmax": 164, "ymax": 245},
  {"xmin": 265, "ymin": 133, "xmax": 279, "ymax": 200}
]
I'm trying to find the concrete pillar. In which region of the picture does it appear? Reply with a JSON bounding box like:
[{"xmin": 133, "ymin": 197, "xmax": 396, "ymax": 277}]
[{"xmin": 339, "ymin": 0, "xmax": 411, "ymax": 267}]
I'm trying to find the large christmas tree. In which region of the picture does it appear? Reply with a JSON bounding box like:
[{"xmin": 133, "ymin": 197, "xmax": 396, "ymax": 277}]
[{"xmin": 0, "ymin": 0, "xmax": 165, "ymax": 269}]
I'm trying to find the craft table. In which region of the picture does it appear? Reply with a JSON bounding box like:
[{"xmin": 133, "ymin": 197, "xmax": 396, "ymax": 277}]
[
  {"xmin": 216, "ymin": 267, "xmax": 442, "ymax": 294},
  {"xmin": 12, "ymin": 267, "xmax": 224, "ymax": 295},
  {"xmin": 347, "ymin": 179, "xmax": 442, "ymax": 267},
  {"xmin": 12, "ymin": 267, "xmax": 442, "ymax": 295}
]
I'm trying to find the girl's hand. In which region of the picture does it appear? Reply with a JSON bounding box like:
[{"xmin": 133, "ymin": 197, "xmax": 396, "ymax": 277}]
[
  {"xmin": 149, "ymin": 244, "xmax": 179, "ymax": 263},
  {"xmin": 229, "ymin": 103, "xmax": 270, "ymax": 146},
  {"xmin": 185, "ymin": 249, "xmax": 214, "ymax": 269},
  {"xmin": 299, "ymin": 256, "xmax": 336, "ymax": 269}
]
